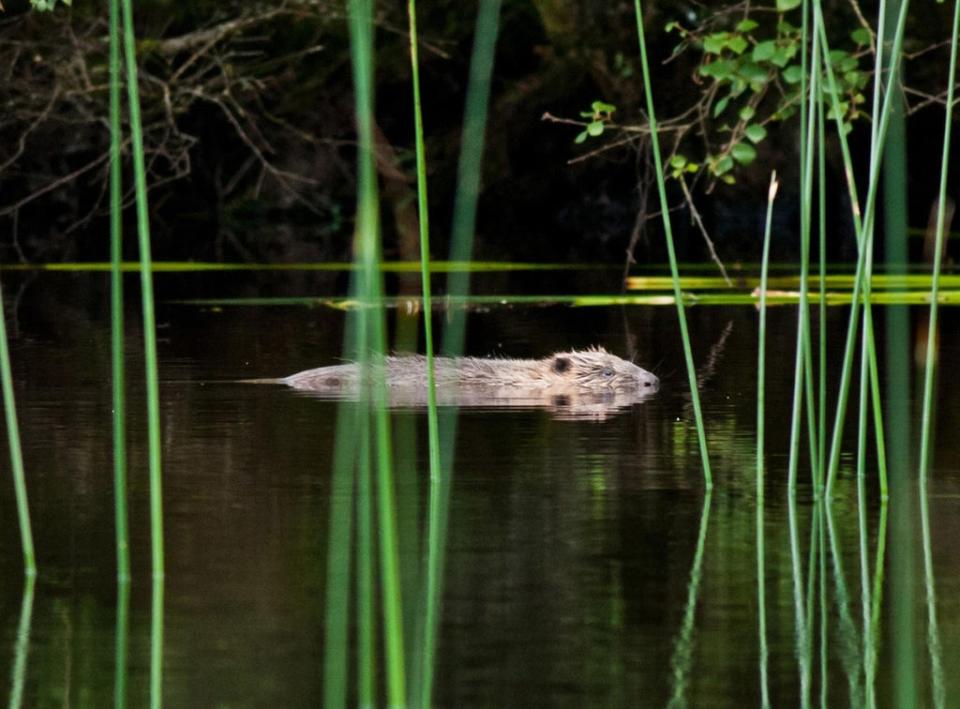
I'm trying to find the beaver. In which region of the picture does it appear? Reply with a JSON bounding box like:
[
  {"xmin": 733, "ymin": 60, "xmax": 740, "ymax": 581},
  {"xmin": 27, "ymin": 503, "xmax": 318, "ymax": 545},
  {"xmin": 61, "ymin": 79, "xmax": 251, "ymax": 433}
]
[{"xmin": 276, "ymin": 347, "xmax": 659, "ymax": 400}]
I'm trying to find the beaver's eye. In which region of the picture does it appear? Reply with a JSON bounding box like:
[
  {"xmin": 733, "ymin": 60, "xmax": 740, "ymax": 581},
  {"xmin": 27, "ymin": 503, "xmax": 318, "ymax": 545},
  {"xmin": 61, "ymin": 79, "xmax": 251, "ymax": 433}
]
[{"xmin": 602, "ymin": 367, "xmax": 614, "ymax": 377}]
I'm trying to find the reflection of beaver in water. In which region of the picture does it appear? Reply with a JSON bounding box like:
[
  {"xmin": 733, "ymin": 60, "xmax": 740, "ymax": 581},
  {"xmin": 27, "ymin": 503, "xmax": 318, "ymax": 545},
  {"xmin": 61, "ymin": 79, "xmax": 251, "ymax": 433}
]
[{"xmin": 279, "ymin": 347, "xmax": 659, "ymax": 399}]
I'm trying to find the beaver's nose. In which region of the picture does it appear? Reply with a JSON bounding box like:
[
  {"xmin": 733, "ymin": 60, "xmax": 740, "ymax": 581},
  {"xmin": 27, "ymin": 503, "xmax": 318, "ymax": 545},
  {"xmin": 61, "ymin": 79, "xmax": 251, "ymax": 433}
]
[{"xmin": 643, "ymin": 374, "xmax": 660, "ymax": 391}]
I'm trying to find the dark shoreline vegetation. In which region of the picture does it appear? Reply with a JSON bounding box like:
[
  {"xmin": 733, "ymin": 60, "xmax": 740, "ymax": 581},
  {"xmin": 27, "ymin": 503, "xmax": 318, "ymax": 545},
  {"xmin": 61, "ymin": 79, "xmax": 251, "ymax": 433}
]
[{"xmin": 2, "ymin": 0, "xmax": 960, "ymax": 706}]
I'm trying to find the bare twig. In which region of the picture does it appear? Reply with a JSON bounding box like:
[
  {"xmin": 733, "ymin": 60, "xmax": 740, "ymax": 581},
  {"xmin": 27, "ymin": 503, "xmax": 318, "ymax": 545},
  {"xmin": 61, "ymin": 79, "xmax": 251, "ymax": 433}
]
[{"xmin": 678, "ymin": 175, "xmax": 732, "ymax": 285}]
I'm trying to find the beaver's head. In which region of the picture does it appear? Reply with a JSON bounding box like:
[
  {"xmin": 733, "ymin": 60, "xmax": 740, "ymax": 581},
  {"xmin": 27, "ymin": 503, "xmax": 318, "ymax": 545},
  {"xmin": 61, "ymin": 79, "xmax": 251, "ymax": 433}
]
[{"xmin": 546, "ymin": 347, "xmax": 659, "ymax": 393}]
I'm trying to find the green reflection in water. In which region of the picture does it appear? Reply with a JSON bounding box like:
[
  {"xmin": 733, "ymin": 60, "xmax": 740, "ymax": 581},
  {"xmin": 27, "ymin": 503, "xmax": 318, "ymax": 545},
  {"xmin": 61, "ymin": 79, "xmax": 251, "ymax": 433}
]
[
  {"xmin": 8, "ymin": 576, "xmax": 36, "ymax": 709},
  {"xmin": 825, "ymin": 502, "xmax": 865, "ymax": 706},
  {"xmin": 788, "ymin": 494, "xmax": 811, "ymax": 707},
  {"xmin": 114, "ymin": 582, "xmax": 130, "ymax": 709},
  {"xmin": 150, "ymin": 580, "xmax": 163, "ymax": 709},
  {"xmin": 667, "ymin": 491, "xmax": 712, "ymax": 708}
]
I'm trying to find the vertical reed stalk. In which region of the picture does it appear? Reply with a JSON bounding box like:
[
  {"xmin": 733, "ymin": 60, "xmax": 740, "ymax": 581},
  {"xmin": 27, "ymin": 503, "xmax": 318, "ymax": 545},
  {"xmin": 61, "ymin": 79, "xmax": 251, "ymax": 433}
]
[
  {"xmin": 756, "ymin": 172, "xmax": 777, "ymax": 709},
  {"xmin": 918, "ymin": 3, "xmax": 958, "ymax": 706},
  {"xmin": 788, "ymin": 2, "xmax": 819, "ymax": 495},
  {"xmin": 816, "ymin": 84, "xmax": 827, "ymax": 490},
  {"xmin": 823, "ymin": 0, "xmax": 911, "ymax": 498},
  {"xmin": 632, "ymin": 0, "xmax": 712, "ymax": 488},
  {"xmin": 417, "ymin": 4, "xmax": 501, "ymax": 705},
  {"xmin": 407, "ymin": 0, "xmax": 445, "ymax": 703},
  {"xmin": 0, "ymin": 278, "xmax": 34, "ymax": 576},
  {"xmin": 119, "ymin": 0, "xmax": 164, "ymax": 580},
  {"xmin": 108, "ymin": 0, "xmax": 130, "ymax": 584},
  {"xmin": 813, "ymin": 9, "xmax": 888, "ymax": 495},
  {"xmin": 407, "ymin": 1, "xmax": 440, "ymax": 455},
  {"xmin": 442, "ymin": 0, "xmax": 501, "ymax": 358},
  {"xmin": 919, "ymin": 0, "xmax": 959, "ymax": 503},
  {"xmin": 347, "ymin": 0, "xmax": 406, "ymax": 701}
]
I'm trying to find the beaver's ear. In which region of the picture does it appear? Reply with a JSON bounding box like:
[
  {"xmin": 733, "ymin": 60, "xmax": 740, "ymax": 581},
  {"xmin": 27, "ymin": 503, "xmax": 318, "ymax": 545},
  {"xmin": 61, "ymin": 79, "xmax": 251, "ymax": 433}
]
[{"xmin": 552, "ymin": 356, "xmax": 571, "ymax": 374}]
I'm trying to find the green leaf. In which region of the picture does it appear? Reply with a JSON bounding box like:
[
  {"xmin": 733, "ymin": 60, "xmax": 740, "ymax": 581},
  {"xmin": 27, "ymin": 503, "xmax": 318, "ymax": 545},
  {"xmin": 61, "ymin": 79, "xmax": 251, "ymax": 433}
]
[
  {"xmin": 777, "ymin": 0, "xmax": 802, "ymax": 10},
  {"xmin": 731, "ymin": 142, "xmax": 757, "ymax": 165},
  {"xmin": 699, "ymin": 60, "xmax": 735, "ymax": 80},
  {"xmin": 704, "ymin": 33, "xmax": 730, "ymax": 54},
  {"xmin": 574, "ymin": 130, "xmax": 588, "ymax": 144},
  {"xmin": 851, "ymin": 28, "xmax": 872, "ymax": 45},
  {"xmin": 745, "ymin": 124, "xmax": 768, "ymax": 143},
  {"xmin": 736, "ymin": 19, "xmax": 759, "ymax": 32},
  {"xmin": 770, "ymin": 47, "xmax": 791, "ymax": 68},
  {"xmin": 737, "ymin": 61, "xmax": 768, "ymax": 89},
  {"xmin": 730, "ymin": 79, "xmax": 748, "ymax": 97},
  {"xmin": 783, "ymin": 65, "xmax": 804, "ymax": 84},
  {"xmin": 777, "ymin": 20, "xmax": 798, "ymax": 35},
  {"xmin": 752, "ymin": 40, "xmax": 777, "ymax": 62},
  {"xmin": 587, "ymin": 121, "xmax": 605, "ymax": 137},
  {"xmin": 739, "ymin": 105, "xmax": 756, "ymax": 121},
  {"xmin": 714, "ymin": 155, "xmax": 735, "ymax": 176},
  {"xmin": 591, "ymin": 101, "xmax": 616, "ymax": 114},
  {"xmin": 669, "ymin": 154, "xmax": 689, "ymax": 169},
  {"xmin": 728, "ymin": 36, "xmax": 748, "ymax": 55},
  {"xmin": 713, "ymin": 96, "xmax": 731, "ymax": 118}
]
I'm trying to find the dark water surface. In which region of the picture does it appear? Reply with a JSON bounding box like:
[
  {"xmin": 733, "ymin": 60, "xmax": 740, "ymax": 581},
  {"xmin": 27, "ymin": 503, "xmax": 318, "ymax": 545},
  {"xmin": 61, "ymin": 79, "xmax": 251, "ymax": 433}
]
[{"xmin": 1, "ymin": 272, "xmax": 959, "ymax": 707}]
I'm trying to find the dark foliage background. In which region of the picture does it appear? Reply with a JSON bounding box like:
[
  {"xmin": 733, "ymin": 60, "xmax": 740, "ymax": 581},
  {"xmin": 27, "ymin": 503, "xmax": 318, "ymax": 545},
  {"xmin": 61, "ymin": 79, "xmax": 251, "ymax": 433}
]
[{"xmin": 0, "ymin": 0, "xmax": 956, "ymax": 266}]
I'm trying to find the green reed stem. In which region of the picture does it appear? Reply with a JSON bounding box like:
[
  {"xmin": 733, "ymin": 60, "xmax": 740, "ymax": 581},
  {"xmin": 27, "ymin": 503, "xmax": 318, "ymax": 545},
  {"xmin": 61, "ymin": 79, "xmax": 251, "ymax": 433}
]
[
  {"xmin": 919, "ymin": 4, "xmax": 958, "ymax": 706},
  {"xmin": 788, "ymin": 4, "xmax": 819, "ymax": 496},
  {"xmin": 407, "ymin": 0, "xmax": 445, "ymax": 704},
  {"xmin": 823, "ymin": 0, "xmax": 911, "ymax": 498},
  {"xmin": 0, "ymin": 279, "xmax": 35, "ymax": 577},
  {"xmin": 406, "ymin": 0, "xmax": 440, "ymax": 537},
  {"xmin": 418, "ymin": 4, "xmax": 501, "ymax": 705},
  {"xmin": 919, "ymin": 0, "xmax": 959, "ymax": 500},
  {"xmin": 119, "ymin": 0, "xmax": 163, "ymax": 580},
  {"xmin": 756, "ymin": 172, "xmax": 776, "ymax": 709},
  {"xmin": 814, "ymin": 5, "xmax": 889, "ymax": 496},
  {"xmin": 442, "ymin": 0, "xmax": 501, "ymax": 358},
  {"xmin": 632, "ymin": 0, "xmax": 711, "ymax": 488},
  {"xmin": 666, "ymin": 491, "xmax": 712, "ymax": 709},
  {"xmin": 817, "ymin": 84, "xmax": 827, "ymax": 490},
  {"xmin": 109, "ymin": 0, "xmax": 130, "ymax": 584},
  {"xmin": 347, "ymin": 1, "xmax": 407, "ymax": 702}
]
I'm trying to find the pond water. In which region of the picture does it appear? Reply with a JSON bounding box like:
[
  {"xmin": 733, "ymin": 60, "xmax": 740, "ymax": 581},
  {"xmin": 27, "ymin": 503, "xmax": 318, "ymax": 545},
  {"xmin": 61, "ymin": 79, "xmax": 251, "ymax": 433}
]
[{"xmin": 1, "ymin": 271, "xmax": 959, "ymax": 707}]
